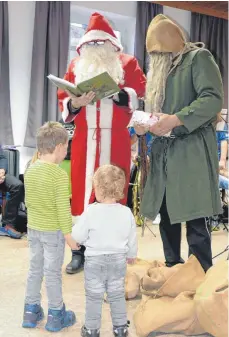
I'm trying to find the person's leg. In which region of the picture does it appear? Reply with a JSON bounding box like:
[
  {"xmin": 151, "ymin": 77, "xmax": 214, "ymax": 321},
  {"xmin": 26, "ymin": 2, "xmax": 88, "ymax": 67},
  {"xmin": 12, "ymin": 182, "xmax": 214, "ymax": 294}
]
[
  {"xmin": 186, "ymin": 217, "xmax": 212, "ymax": 272},
  {"xmin": 1, "ymin": 174, "xmax": 24, "ymax": 238},
  {"xmin": 43, "ymin": 231, "xmax": 76, "ymax": 332},
  {"xmin": 23, "ymin": 229, "xmax": 44, "ymax": 328},
  {"xmin": 106, "ymin": 254, "xmax": 128, "ymax": 337},
  {"xmin": 159, "ymin": 195, "xmax": 183, "ymax": 267},
  {"xmin": 66, "ymin": 245, "xmax": 85, "ymax": 274},
  {"xmin": 82, "ymin": 256, "xmax": 106, "ymax": 337}
]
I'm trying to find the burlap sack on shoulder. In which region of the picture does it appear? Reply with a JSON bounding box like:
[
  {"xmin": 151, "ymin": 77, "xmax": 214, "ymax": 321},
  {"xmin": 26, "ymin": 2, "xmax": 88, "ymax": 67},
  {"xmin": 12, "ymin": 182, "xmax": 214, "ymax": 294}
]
[
  {"xmin": 134, "ymin": 291, "xmax": 205, "ymax": 337},
  {"xmin": 141, "ymin": 255, "xmax": 205, "ymax": 297},
  {"xmin": 194, "ymin": 260, "xmax": 228, "ymax": 337}
]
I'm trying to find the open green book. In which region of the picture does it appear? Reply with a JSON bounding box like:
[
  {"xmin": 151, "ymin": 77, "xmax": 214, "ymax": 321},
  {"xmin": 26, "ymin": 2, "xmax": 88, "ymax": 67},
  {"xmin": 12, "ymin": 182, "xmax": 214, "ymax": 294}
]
[{"xmin": 47, "ymin": 72, "xmax": 120, "ymax": 103}]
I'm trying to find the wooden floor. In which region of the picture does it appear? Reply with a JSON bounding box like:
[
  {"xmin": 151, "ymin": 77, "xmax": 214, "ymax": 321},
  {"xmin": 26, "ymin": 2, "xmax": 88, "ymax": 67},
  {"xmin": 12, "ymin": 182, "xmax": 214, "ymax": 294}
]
[{"xmin": 0, "ymin": 224, "xmax": 227, "ymax": 337}]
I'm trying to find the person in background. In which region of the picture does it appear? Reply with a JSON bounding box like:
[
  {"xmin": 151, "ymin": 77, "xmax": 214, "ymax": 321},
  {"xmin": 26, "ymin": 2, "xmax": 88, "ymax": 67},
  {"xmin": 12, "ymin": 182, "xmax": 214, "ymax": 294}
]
[
  {"xmin": 72, "ymin": 164, "xmax": 137, "ymax": 337},
  {"xmin": 135, "ymin": 14, "xmax": 223, "ymax": 272},
  {"xmin": 22, "ymin": 122, "xmax": 77, "ymax": 332},
  {"xmin": 216, "ymin": 113, "xmax": 228, "ymax": 190},
  {"xmin": 0, "ymin": 147, "xmax": 24, "ymax": 239}
]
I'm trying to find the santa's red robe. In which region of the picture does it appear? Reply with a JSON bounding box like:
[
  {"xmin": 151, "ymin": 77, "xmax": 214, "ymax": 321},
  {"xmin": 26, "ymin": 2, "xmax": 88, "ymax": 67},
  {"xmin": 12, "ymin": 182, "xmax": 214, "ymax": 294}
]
[{"xmin": 58, "ymin": 53, "xmax": 146, "ymax": 216}]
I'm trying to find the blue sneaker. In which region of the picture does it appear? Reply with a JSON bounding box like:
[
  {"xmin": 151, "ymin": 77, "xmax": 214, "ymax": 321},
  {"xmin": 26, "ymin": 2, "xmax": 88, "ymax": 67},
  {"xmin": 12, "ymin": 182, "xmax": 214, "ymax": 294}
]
[
  {"xmin": 0, "ymin": 225, "xmax": 22, "ymax": 239},
  {"xmin": 45, "ymin": 304, "xmax": 76, "ymax": 332},
  {"xmin": 0, "ymin": 226, "xmax": 9, "ymax": 237},
  {"xmin": 22, "ymin": 304, "xmax": 44, "ymax": 328}
]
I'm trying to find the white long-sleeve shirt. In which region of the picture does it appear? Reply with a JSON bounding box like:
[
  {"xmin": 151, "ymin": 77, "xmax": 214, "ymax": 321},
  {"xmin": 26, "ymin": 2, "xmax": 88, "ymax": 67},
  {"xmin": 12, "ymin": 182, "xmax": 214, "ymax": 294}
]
[{"xmin": 72, "ymin": 203, "xmax": 138, "ymax": 258}]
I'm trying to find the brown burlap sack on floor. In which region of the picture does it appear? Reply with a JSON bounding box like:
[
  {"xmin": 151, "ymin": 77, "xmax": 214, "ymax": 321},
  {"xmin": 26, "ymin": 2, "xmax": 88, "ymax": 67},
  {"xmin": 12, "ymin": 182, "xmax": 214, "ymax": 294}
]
[
  {"xmin": 194, "ymin": 260, "xmax": 228, "ymax": 337},
  {"xmin": 125, "ymin": 271, "xmax": 140, "ymax": 300},
  {"xmin": 125, "ymin": 259, "xmax": 165, "ymax": 299},
  {"xmin": 127, "ymin": 258, "xmax": 165, "ymax": 279},
  {"xmin": 141, "ymin": 255, "xmax": 205, "ymax": 297},
  {"xmin": 134, "ymin": 291, "xmax": 205, "ymax": 337}
]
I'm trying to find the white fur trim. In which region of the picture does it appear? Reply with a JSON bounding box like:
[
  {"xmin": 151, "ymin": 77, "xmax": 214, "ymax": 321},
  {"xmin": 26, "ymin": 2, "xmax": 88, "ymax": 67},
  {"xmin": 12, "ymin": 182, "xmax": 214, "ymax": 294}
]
[
  {"xmin": 99, "ymin": 99, "xmax": 113, "ymax": 165},
  {"xmin": 84, "ymin": 104, "xmax": 97, "ymax": 209},
  {"xmin": 62, "ymin": 97, "xmax": 76, "ymax": 123},
  {"xmin": 77, "ymin": 30, "xmax": 123, "ymax": 52},
  {"xmin": 123, "ymin": 87, "xmax": 139, "ymax": 112}
]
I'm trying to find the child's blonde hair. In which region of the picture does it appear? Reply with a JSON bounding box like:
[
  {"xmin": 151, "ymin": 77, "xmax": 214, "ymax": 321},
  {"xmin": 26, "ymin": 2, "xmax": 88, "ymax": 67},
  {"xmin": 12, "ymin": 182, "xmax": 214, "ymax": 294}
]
[
  {"xmin": 37, "ymin": 121, "xmax": 68, "ymax": 155},
  {"xmin": 93, "ymin": 164, "xmax": 126, "ymax": 201}
]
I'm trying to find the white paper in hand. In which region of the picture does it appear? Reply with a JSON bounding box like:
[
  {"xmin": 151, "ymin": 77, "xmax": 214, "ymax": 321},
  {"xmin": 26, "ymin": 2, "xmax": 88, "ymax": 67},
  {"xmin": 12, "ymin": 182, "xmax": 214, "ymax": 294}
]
[{"xmin": 131, "ymin": 110, "xmax": 159, "ymax": 126}]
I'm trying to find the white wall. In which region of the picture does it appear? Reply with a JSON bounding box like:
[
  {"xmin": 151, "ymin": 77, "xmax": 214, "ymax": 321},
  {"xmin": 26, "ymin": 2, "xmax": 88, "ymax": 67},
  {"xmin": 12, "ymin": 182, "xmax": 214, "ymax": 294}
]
[
  {"xmin": 163, "ymin": 6, "xmax": 191, "ymax": 40},
  {"xmin": 8, "ymin": 1, "xmax": 36, "ymax": 172}
]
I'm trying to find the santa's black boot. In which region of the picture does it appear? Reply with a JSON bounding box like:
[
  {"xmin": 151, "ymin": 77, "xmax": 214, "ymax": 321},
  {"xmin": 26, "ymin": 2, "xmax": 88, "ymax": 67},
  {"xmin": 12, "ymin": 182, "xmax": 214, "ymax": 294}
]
[{"xmin": 66, "ymin": 246, "xmax": 85, "ymax": 274}]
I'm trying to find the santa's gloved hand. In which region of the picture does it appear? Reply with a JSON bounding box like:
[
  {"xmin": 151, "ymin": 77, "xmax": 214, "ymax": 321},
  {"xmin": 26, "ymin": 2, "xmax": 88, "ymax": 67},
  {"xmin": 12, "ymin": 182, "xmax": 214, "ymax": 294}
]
[{"xmin": 112, "ymin": 89, "xmax": 129, "ymax": 107}]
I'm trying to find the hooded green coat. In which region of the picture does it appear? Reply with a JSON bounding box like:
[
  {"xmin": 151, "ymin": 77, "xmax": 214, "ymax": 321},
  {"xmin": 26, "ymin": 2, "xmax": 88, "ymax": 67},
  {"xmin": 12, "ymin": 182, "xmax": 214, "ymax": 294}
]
[{"xmin": 140, "ymin": 48, "xmax": 223, "ymax": 224}]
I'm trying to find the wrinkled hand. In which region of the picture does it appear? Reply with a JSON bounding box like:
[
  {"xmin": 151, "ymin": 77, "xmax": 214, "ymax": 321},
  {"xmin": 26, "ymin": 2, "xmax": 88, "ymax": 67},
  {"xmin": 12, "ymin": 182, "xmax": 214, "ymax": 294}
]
[
  {"xmin": 127, "ymin": 258, "xmax": 136, "ymax": 265},
  {"xmin": 219, "ymin": 159, "xmax": 227, "ymax": 170},
  {"xmin": 149, "ymin": 113, "xmax": 182, "ymax": 136},
  {"xmin": 66, "ymin": 90, "xmax": 95, "ymax": 109}
]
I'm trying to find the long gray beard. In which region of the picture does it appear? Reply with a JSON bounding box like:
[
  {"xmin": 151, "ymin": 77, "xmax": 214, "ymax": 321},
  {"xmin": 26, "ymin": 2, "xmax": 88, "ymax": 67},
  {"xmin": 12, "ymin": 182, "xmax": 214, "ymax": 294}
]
[{"xmin": 145, "ymin": 53, "xmax": 173, "ymax": 113}]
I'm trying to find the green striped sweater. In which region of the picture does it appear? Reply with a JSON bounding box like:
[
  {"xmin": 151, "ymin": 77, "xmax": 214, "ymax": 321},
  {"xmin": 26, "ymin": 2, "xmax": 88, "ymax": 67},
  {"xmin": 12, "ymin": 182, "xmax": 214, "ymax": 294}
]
[{"xmin": 24, "ymin": 160, "xmax": 72, "ymax": 234}]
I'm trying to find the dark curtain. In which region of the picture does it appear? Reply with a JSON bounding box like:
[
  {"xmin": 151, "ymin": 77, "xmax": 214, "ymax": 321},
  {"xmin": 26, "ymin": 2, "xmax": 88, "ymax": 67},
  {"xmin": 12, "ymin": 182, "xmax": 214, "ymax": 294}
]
[
  {"xmin": 0, "ymin": 2, "xmax": 14, "ymax": 145},
  {"xmin": 190, "ymin": 13, "xmax": 228, "ymax": 108},
  {"xmin": 24, "ymin": 1, "xmax": 70, "ymax": 147},
  {"xmin": 134, "ymin": 1, "xmax": 163, "ymax": 74}
]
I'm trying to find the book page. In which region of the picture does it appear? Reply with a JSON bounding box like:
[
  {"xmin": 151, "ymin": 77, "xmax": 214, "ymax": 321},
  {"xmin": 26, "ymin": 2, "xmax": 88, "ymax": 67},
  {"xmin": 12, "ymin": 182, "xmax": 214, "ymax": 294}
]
[
  {"xmin": 47, "ymin": 74, "xmax": 82, "ymax": 97},
  {"xmin": 78, "ymin": 72, "xmax": 120, "ymax": 102}
]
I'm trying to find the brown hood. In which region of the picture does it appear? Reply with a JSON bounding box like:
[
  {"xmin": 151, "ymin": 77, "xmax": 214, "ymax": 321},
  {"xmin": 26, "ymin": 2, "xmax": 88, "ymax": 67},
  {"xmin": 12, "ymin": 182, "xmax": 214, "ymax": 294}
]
[{"xmin": 146, "ymin": 14, "xmax": 186, "ymax": 53}]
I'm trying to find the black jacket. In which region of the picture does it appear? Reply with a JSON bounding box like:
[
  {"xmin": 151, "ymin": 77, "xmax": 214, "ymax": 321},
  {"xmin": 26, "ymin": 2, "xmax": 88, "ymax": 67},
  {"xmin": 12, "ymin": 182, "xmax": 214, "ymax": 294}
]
[{"xmin": 0, "ymin": 148, "xmax": 8, "ymax": 173}]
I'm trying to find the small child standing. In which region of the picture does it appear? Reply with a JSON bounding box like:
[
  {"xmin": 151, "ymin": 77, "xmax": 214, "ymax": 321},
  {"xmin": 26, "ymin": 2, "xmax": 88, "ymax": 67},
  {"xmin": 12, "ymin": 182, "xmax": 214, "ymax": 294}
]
[
  {"xmin": 72, "ymin": 164, "xmax": 138, "ymax": 337},
  {"xmin": 22, "ymin": 122, "xmax": 78, "ymax": 332}
]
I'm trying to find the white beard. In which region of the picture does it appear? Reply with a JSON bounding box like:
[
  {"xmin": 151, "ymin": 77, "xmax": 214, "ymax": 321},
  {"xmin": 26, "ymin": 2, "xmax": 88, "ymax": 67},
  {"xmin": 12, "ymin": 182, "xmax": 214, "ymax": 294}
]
[{"xmin": 74, "ymin": 41, "xmax": 124, "ymax": 85}]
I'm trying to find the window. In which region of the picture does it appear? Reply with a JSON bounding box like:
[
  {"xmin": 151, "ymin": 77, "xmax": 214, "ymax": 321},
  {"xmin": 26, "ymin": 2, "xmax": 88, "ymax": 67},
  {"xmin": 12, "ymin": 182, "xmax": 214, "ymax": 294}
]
[{"xmin": 69, "ymin": 23, "xmax": 121, "ymax": 62}]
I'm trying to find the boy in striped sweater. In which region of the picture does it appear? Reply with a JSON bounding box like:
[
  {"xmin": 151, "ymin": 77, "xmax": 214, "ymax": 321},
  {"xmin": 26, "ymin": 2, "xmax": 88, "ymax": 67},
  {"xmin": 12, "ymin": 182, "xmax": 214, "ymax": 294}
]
[{"xmin": 22, "ymin": 122, "xmax": 78, "ymax": 332}]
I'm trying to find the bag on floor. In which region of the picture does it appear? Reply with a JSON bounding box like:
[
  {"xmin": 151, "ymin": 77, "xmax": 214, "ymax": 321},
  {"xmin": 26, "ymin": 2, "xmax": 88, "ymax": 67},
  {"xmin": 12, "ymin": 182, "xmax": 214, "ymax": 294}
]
[
  {"xmin": 141, "ymin": 255, "xmax": 205, "ymax": 298},
  {"xmin": 194, "ymin": 260, "xmax": 228, "ymax": 337},
  {"xmin": 134, "ymin": 291, "xmax": 205, "ymax": 337},
  {"xmin": 125, "ymin": 271, "xmax": 140, "ymax": 300}
]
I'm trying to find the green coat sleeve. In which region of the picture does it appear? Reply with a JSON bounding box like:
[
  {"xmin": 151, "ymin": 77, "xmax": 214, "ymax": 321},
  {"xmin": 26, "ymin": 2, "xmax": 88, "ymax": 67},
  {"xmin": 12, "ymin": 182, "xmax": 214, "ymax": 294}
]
[{"xmin": 175, "ymin": 49, "xmax": 223, "ymax": 133}]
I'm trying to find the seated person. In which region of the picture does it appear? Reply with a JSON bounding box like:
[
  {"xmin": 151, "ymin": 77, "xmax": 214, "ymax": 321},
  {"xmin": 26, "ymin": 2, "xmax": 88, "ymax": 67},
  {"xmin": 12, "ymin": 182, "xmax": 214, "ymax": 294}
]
[{"xmin": 0, "ymin": 148, "xmax": 24, "ymax": 238}]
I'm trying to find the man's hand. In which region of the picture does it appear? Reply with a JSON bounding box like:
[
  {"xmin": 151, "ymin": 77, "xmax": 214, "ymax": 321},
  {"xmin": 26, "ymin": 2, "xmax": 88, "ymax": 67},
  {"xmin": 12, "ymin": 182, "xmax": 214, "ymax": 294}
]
[
  {"xmin": 66, "ymin": 90, "xmax": 95, "ymax": 109},
  {"xmin": 219, "ymin": 159, "xmax": 227, "ymax": 170},
  {"xmin": 64, "ymin": 233, "xmax": 81, "ymax": 250},
  {"xmin": 127, "ymin": 258, "xmax": 136, "ymax": 265},
  {"xmin": 149, "ymin": 113, "xmax": 182, "ymax": 136},
  {"xmin": 0, "ymin": 169, "xmax": 5, "ymax": 184},
  {"xmin": 0, "ymin": 169, "xmax": 5, "ymax": 178}
]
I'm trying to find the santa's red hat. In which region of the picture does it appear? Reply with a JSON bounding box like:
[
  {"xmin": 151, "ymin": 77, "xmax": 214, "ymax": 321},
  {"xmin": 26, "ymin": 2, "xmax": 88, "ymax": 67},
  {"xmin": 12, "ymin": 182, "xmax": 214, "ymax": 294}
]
[{"xmin": 76, "ymin": 12, "xmax": 123, "ymax": 53}]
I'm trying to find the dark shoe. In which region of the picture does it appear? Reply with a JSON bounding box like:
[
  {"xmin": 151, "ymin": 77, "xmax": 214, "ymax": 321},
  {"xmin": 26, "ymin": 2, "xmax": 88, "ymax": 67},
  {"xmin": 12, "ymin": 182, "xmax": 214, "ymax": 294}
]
[
  {"xmin": 113, "ymin": 325, "xmax": 129, "ymax": 337},
  {"xmin": 81, "ymin": 325, "xmax": 100, "ymax": 337},
  {"xmin": 0, "ymin": 225, "xmax": 22, "ymax": 239},
  {"xmin": 66, "ymin": 249, "xmax": 85, "ymax": 274},
  {"xmin": 22, "ymin": 304, "xmax": 44, "ymax": 328},
  {"xmin": 45, "ymin": 304, "xmax": 76, "ymax": 332},
  {"xmin": 165, "ymin": 258, "xmax": 185, "ymax": 267}
]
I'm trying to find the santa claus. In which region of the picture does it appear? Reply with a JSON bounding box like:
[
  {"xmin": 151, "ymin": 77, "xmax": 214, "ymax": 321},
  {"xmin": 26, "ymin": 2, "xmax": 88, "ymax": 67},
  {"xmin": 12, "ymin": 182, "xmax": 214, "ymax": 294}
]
[{"xmin": 58, "ymin": 12, "xmax": 146, "ymax": 274}]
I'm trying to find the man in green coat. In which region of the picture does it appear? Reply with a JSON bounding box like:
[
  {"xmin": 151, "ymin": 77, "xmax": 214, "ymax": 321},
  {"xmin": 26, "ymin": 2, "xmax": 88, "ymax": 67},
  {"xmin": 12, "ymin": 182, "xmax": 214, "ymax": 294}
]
[{"xmin": 135, "ymin": 15, "xmax": 223, "ymax": 272}]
